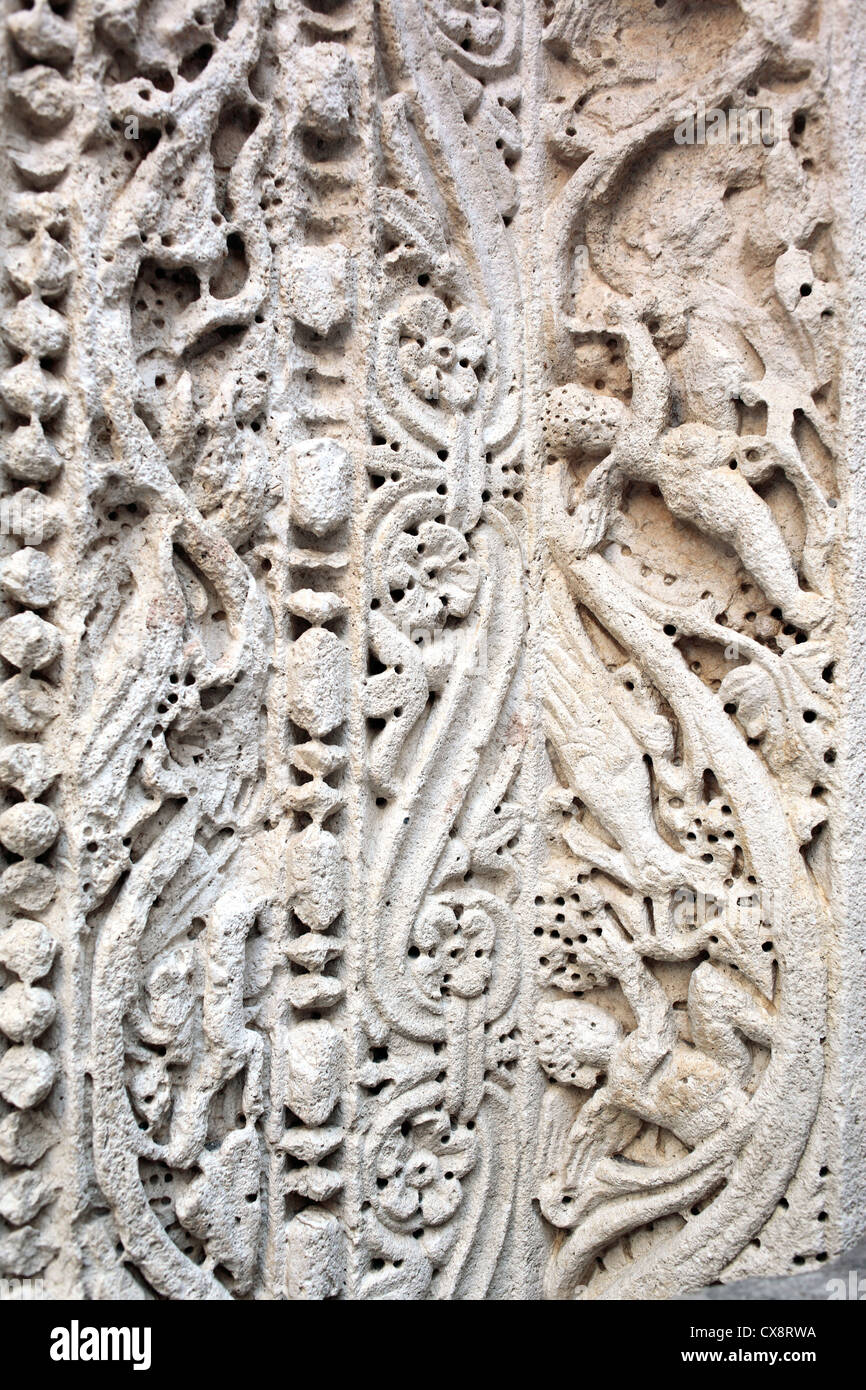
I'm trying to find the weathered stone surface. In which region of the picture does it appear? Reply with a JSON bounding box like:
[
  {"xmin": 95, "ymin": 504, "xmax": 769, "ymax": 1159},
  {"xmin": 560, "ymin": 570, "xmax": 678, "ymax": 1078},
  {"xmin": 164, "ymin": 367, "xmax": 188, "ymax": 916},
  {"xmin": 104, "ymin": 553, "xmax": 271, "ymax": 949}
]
[
  {"xmin": 0, "ymin": 802, "xmax": 59, "ymax": 858},
  {"xmin": 0, "ymin": 614, "xmax": 62, "ymax": 672},
  {"xmin": 284, "ymin": 1208, "xmax": 345, "ymax": 1301},
  {"xmin": 286, "ymin": 628, "xmax": 348, "ymax": 737},
  {"xmin": 0, "ymin": 984, "xmax": 55, "ymax": 1043},
  {"xmin": 0, "ymin": 1164, "xmax": 56, "ymax": 1225},
  {"xmin": 0, "ymin": 0, "xmax": 863, "ymax": 1304},
  {"xmin": 288, "ymin": 438, "xmax": 353, "ymax": 538},
  {"xmin": 0, "ymin": 920, "xmax": 57, "ymax": 984},
  {"xmin": 283, "ymin": 1021, "xmax": 343, "ymax": 1129},
  {"xmin": 0, "ymin": 1045, "xmax": 55, "ymax": 1109}
]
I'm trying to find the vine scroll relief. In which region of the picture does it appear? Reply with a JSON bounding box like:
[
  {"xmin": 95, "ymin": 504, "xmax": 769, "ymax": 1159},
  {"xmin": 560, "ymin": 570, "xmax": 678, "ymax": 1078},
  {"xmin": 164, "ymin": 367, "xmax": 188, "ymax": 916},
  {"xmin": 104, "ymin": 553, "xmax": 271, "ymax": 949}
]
[
  {"xmin": 535, "ymin": 0, "xmax": 842, "ymax": 1300},
  {"xmin": 0, "ymin": 0, "xmax": 850, "ymax": 1299}
]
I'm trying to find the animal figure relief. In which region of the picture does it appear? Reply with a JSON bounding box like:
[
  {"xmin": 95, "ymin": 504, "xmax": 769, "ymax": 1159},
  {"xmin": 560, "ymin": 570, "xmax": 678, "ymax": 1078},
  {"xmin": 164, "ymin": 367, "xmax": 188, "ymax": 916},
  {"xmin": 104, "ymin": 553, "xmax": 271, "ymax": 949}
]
[
  {"xmin": 0, "ymin": 0, "xmax": 851, "ymax": 1302},
  {"xmin": 535, "ymin": 920, "xmax": 774, "ymax": 1247},
  {"xmin": 544, "ymin": 303, "xmax": 828, "ymax": 632}
]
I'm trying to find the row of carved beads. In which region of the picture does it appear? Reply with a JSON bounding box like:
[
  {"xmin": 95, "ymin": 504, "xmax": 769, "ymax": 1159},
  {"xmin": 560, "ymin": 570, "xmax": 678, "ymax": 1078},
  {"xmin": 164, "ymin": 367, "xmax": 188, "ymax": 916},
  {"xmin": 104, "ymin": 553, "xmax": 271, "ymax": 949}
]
[
  {"xmin": 0, "ymin": 0, "xmax": 75, "ymax": 1278},
  {"xmin": 279, "ymin": 20, "xmax": 362, "ymax": 1301}
]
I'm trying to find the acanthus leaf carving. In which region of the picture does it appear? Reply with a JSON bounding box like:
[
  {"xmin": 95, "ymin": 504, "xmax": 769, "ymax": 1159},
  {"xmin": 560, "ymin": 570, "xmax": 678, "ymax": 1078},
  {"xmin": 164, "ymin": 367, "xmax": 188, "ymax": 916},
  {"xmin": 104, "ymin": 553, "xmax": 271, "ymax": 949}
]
[{"xmin": 0, "ymin": 0, "xmax": 856, "ymax": 1303}]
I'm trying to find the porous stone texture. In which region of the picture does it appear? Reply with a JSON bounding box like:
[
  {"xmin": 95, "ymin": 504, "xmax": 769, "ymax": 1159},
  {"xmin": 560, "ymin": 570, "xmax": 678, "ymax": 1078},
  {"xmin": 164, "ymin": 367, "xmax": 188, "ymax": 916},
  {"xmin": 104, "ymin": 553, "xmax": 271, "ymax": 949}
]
[{"xmin": 0, "ymin": 0, "xmax": 864, "ymax": 1301}]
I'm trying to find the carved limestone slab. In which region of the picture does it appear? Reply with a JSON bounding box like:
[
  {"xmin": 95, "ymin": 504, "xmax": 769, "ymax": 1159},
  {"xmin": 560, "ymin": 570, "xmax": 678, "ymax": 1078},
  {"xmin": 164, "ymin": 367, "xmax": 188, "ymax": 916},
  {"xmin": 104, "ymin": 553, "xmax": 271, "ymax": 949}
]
[{"xmin": 0, "ymin": 0, "xmax": 863, "ymax": 1300}]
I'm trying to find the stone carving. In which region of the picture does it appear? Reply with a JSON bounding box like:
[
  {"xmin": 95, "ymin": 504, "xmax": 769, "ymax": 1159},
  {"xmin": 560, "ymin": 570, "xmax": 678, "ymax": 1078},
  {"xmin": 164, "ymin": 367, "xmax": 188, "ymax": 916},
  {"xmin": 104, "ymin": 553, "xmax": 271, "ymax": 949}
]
[
  {"xmin": 535, "ymin": 0, "xmax": 843, "ymax": 1299},
  {"xmin": 0, "ymin": 0, "xmax": 72, "ymax": 1283},
  {"xmin": 355, "ymin": 0, "xmax": 527, "ymax": 1300},
  {"xmin": 0, "ymin": 0, "xmax": 858, "ymax": 1301}
]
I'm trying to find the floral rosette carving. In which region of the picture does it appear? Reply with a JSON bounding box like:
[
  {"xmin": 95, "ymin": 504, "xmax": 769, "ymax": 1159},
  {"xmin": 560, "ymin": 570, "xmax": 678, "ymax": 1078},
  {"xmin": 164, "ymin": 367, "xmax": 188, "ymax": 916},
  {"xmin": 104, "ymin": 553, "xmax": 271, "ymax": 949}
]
[
  {"xmin": 371, "ymin": 1092, "xmax": 477, "ymax": 1233},
  {"xmin": 377, "ymin": 293, "xmax": 490, "ymax": 453},
  {"xmin": 382, "ymin": 516, "xmax": 480, "ymax": 630},
  {"xmin": 398, "ymin": 295, "xmax": 486, "ymax": 411},
  {"xmin": 409, "ymin": 900, "xmax": 495, "ymax": 1002}
]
